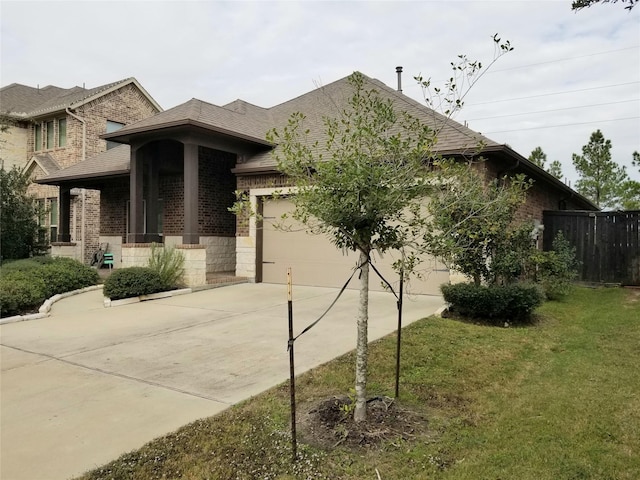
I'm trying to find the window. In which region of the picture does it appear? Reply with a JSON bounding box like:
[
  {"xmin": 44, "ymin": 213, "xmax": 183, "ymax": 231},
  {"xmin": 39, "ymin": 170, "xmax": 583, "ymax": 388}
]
[
  {"xmin": 106, "ymin": 120, "xmax": 125, "ymax": 150},
  {"xmin": 34, "ymin": 124, "xmax": 42, "ymax": 151},
  {"xmin": 58, "ymin": 118, "xmax": 67, "ymax": 147},
  {"xmin": 49, "ymin": 197, "xmax": 58, "ymax": 242},
  {"xmin": 46, "ymin": 121, "xmax": 54, "ymax": 149}
]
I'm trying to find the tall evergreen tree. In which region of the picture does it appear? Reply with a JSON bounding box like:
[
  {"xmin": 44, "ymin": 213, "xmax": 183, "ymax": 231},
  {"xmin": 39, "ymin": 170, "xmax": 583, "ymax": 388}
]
[
  {"xmin": 548, "ymin": 160, "xmax": 564, "ymax": 180},
  {"xmin": 572, "ymin": 130, "xmax": 627, "ymax": 209},
  {"xmin": 528, "ymin": 146, "xmax": 547, "ymax": 169}
]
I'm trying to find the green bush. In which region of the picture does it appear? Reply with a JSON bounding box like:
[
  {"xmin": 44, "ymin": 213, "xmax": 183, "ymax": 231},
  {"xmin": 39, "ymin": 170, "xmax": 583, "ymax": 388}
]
[
  {"xmin": 0, "ymin": 256, "xmax": 55, "ymax": 272},
  {"xmin": 148, "ymin": 243, "xmax": 185, "ymax": 289},
  {"xmin": 537, "ymin": 232, "xmax": 579, "ymax": 300},
  {"xmin": 0, "ymin": 271, "xmax": 46, "ymax": 317},
  {"xmin": 441, "ymin": 282, "xmax": 544, "ymax": 324},
  {"xmin": 103, "ymin": 267, "xmax": 165, "ymax": 300},
  {"xmin": 0, "ymin": 257, "xmax": 98, "ymax": 317},
  {"xmin": 39, "ymin": 258, "xmax": 99, "ymax": 298}
]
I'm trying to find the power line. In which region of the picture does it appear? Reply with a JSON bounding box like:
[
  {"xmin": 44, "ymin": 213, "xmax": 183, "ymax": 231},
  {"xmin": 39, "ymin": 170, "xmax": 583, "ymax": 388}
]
[
  {"xmin": 466, "ymin": 81, "xmax": 640, "ymax": 106},
  {"xmin": 485, "ymin": 46, "xmax": 640, "ymax": 74},
  {"xmin": 467, "ymin": 98, "xmax": 640, "ymax": 121},
  {"xmin": 483, "ymin": 116, "xmax": 640, "ymax": 134}
]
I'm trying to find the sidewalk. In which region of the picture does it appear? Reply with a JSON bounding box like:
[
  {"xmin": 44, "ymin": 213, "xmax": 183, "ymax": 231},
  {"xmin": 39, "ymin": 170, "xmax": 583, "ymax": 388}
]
[{"xmin": 0, "ymin": 283, "xmax": 444, "ymax": 480}]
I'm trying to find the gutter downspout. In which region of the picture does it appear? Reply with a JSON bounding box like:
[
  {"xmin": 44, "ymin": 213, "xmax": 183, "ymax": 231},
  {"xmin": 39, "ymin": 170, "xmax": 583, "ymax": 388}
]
[{"xmin": 66, "ymin": 107, "xmax": 87, "ymax": 262}]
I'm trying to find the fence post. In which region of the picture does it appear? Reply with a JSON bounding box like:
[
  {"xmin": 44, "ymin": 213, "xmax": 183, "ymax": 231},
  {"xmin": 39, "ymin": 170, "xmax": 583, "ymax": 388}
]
[{"xmin": 287, "ymin": 268, "xmax": 297, "ymax": 462}]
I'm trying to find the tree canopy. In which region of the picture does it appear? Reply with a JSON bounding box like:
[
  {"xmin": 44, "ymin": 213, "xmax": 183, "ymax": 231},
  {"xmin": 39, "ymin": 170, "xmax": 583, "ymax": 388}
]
[
  {"xmin": 572, "ymin": 130, "xmax": 628, "ymax": 209},
  {"xmin": 572, "ymin": 0, "xmax": 636, "ymax": 10}
]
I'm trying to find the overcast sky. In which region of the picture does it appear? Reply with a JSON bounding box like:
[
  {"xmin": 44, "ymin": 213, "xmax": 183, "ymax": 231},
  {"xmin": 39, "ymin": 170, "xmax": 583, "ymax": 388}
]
[{"xmin": 2, "ymin": 0, "xmax": 639, "ymax": 183}]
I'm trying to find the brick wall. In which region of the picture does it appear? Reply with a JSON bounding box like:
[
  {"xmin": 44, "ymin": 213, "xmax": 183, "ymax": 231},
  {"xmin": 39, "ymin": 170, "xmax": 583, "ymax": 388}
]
[
  {"xmin": 23, "ymin": 82, "xmax": 159, "ymax": 263},
  {"xmin": 199, "ymin": 147, "xmax": 236, "ymax": 236}
]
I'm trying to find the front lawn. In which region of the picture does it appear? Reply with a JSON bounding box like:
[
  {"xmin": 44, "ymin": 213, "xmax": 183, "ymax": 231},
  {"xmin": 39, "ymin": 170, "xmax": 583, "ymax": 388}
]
[{"xmin": 78, "ymin": 287, "xmax": 640, "ymax": 479}]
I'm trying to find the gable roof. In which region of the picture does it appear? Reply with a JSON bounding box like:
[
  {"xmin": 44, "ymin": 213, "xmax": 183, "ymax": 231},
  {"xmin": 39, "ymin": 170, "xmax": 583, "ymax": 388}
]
[
  {"xmin": 24, "ymin": 153, "xmax": 62, "ymax": 177},
  {"xmin": 0, "ymin": 78, "xmax": 162, "ymax": 118}
]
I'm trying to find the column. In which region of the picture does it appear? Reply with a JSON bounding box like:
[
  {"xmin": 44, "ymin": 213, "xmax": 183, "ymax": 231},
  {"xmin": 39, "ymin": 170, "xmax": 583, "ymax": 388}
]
[
  {"xmin": 145, "ymin": 149, "xmax": 161, "ymax": 243},
  {"xmin": 128, "ymin": 146, "xmax": 145, "ymax": 243},
  {"xmin": 57, "ymin": 186, "xmax": 71, "ymax": 242},
  {"xmin": 183, "ymin": 142, "xmax": 199, "ymax": 244}
]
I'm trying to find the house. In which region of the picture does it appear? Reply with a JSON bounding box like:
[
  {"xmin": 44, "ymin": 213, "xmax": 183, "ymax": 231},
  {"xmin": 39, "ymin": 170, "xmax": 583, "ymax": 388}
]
[
  {"xmin": 36, "ymin": 72, "xmax": 597, "ymax": 294},
  {"xmin": 0, "ymin": 78, "xmax": 161, "ymax": 262}
]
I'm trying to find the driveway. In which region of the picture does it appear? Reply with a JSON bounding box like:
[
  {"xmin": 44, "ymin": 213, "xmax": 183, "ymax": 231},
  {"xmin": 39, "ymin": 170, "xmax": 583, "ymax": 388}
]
[{"xmin": 0, "ymin": 283, "xmax": 443, "ymax": 480}]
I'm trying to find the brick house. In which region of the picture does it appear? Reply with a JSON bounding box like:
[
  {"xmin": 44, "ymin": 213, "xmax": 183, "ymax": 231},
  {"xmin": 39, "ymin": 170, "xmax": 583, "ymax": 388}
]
[
  {"xmin": 37, "ymin": 73, "xmax": 597, "ymax": 293},
  {"xmin": 0, "ymin": 78, "xmax": 161, "ymax": 262}
]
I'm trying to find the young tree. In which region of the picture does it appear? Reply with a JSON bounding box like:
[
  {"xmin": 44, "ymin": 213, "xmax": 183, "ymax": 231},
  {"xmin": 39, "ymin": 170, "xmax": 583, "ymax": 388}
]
[
  {"xmin": 422, "ymin": 163, "xmax": 531, "ymax": 286},
  {"xmin": 0, "ymin": 166, "xmax": 45, "ymax": 262},
  {"xmin": 632, "ymin": 151, "xmax": 639, "ymax": 174},
  {"xmin": 270, "ymin": 73, "xmax": 438, "ymax": 422},
  {"xmin": 246, "ymin": 37, "xmax": 514, "ymax": 423},
  {"xmin": 572, "ymin": 130, "xmax": 628, "ymax": 209},
  {"xmin": 528, "ymin": 146, "xmax": 547, "ymax": 169}
]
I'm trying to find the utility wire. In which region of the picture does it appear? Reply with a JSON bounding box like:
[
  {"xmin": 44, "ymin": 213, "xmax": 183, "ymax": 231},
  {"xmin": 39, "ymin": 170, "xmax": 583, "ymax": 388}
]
[
  {"xmin": 467, "ymin": 98, "xmax": 640, "ymax": 121},
  {"xmin": 466, "ymin": 81, "xmax": 640, "ymax": 106},
  {"xmin": 485, "ymin": 46, "xmax": 640, "ymax": 74},
  {"xmin": 483, "ymin": 116, "xmax": 640, "ymax": 134}
]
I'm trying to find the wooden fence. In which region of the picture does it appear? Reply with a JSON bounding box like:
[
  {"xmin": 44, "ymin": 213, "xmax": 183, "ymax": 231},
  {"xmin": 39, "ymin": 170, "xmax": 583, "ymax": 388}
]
[{"xmin": 542, "ymin": 210, "xmax": 640, "ymax": 286}]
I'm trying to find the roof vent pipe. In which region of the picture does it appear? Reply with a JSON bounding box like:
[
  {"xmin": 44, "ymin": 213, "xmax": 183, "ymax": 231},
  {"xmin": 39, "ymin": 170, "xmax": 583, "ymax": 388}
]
[{"xmin": 396, "ymin": 66, "xmax": 403, "ymax": 93}]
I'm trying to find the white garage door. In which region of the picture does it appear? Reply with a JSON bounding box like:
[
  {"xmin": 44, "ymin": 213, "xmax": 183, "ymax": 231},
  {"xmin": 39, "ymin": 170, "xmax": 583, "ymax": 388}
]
[{"xmin": 261, "ymin": 198, "xmax": 449, "ymax": 295}]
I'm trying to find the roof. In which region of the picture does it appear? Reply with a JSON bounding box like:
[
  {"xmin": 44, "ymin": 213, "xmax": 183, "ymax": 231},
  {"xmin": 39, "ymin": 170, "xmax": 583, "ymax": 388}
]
[
  {"xmin": 35, "ymin": 71, "xmax": 597, "ymax": 210},
  {"xmin": 0, "ymin": 78, "xmax": 162, "ymax": 118},
  {"xmin": 25, "ymin": 153, "xmax": 62, "ymax": 176},
  {"xmin": 102, "ymin": 97, "xmax": 272, "ymax": 146},
  {"xmin": 36, "ymin": 145, "xmax": 130, "ymax": 183}
]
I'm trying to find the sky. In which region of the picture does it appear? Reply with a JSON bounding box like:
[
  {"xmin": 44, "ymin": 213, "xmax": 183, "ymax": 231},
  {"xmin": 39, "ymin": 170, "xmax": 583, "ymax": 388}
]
[{"xmin": 1, "ymin": 0, "xmax": 639, "ymax": 184}]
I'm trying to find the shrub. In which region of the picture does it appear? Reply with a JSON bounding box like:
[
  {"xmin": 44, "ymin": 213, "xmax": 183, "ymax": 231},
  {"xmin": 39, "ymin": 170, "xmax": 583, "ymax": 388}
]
[
  {"xmin": 441, "ymin": 282, "xmax": 544, "ymax": 324},
  {"xmin": 0, "ymin": 256, "xmax": 55, "ymax": 272},
  {"xmin": 39, "ymin": 258, "xmax": 99, "ymax": 298},
  {"xmin": 148, "ymin": 243, "xmax": 185, "ymax": 289},
  {"xmin": 103, "ymin": 267, "xmax": 164, "ymax": 300},
  {"xmin": 0, "ymin": 271, "xmax": 46, "ymax": 317},
  {"xmin": 536, "ymin": 232, "xmax": 579, "ymax": 300}
]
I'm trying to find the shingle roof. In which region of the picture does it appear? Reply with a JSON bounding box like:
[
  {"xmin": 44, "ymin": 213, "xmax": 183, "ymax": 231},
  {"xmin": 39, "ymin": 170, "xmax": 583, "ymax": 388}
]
[
  {"xmin": 0, "ymin": 78, "xmax": 161, "ymax": 118},
  {"xmin": 36, "ymin": 145, "xmax": 130, "ymax": 183},
  {"xmin": 103, "ymin": 97, "xmax": 273, "ymax": 145},
  {"xmin": 31, "ymin": 153, "xmax": 61, "ymax": 175}
]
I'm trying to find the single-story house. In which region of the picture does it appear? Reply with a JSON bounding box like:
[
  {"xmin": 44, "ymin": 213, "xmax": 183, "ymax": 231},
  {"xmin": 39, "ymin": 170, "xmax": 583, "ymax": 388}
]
[{"xmin": 37, "ymin": 72, "xmax": 597, "ymax": 294}]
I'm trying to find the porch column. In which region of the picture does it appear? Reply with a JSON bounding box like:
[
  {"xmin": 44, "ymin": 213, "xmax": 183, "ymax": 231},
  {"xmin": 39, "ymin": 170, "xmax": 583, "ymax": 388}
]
[
  {"xmin": 57, "ymin": 186, "xmax": 71, "ymax": 242},
  {"xmin": 128, "ymin": 146, "xmax": 145, "ymax": 243},
  {"xmin": 183, "ymin": 142, "xmax": 199, "ymax": 244},
  {"xmin": 145, "ymin": 151, "xmax": 161, "ymax": 243}
]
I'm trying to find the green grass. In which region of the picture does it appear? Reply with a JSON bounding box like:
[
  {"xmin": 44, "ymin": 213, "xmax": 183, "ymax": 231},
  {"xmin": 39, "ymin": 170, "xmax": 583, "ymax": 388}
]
[{"xmin": 78, "ymin": 287, "xmax": 640, "ymax": 479}]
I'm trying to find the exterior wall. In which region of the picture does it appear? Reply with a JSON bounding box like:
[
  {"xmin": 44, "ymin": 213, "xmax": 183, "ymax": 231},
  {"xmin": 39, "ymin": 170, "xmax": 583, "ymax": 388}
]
[
  {"xmin": 50, "ymin": 242, "xmax": 81, "ymax": 260},
  {"xmin": 201, "ymin": 236, "xmax": 235, "ymax": 273},
  {"xmin": 177, "ymin": 245, "xmax": 207, "ymax": 286},
  {"xmin": 100, "ymin": 178, "xmax": 129, "ymax": 242},
  {"xmin": 23, "ymin": 83, "xmax": 159, "ymax": 263},
  {"xmin": 121, "ymin": 244, "xmax": 152, "ymax": 268},
  {"xmin": 0, "ymin": 124, "xmax": 29, "ymax": 170},
  {"xmin": 199, "ymin": 147, "xmax": 236, "ymax": 237}
]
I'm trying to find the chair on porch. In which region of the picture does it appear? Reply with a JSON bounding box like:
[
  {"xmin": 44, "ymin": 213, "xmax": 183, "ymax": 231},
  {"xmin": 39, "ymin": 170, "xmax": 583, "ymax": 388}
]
[{"xmin": 103, "ymin": 253, "xmax": 114, "ymax": 270}]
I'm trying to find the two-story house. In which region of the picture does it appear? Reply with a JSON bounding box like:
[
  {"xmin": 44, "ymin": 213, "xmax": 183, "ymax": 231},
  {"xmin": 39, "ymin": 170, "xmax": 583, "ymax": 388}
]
[{"xmin": 0, "ymin": 78, "xmax": 161, "ymax": 262}]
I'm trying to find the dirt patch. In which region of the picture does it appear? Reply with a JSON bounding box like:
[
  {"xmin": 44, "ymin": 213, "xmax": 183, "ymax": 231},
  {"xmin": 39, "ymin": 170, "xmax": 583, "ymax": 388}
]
[{"xmin": 298, "ymin": 395, "xmax": 429, "ymax": 450}]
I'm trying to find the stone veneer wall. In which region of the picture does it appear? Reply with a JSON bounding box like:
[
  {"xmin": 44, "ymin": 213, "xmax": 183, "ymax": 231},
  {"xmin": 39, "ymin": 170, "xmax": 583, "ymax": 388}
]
[
  {"xmin": 50, "ymin": 242, "xmax": 80, "ymax": 260},
  {"xmin": 121, "ymin": 243, "xmax": 207, "ymax": 287}
]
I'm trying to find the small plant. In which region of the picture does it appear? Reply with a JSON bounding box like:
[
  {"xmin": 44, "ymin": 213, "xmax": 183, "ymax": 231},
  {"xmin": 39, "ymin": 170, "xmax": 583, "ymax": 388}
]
[
  {"xmin": 537, "ymin": 231, "xmax": 579, "ymax": 300},
  {"xmin": 148, "ymin": 243, "xmax": 185, "ymax": 290},
  {"xmin": 103, "ymin": 267, "xmax": 164, "ymax": 300},
  {"xmin": 338, "ymin": 389, "xmax": 357, "ymax": 418}
]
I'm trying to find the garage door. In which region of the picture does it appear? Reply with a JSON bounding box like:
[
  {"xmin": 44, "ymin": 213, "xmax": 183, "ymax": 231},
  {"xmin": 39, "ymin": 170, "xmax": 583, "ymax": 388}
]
[{"xmin": 261, "ymin": 198, "xmax": 449, "ymax": 295}]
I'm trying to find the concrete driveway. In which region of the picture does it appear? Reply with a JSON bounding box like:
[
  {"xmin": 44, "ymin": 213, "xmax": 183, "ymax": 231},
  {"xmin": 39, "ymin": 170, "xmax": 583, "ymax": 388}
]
[{"xmin": 0, "ymin": 283, "xmax": 443, "ymax": 480}]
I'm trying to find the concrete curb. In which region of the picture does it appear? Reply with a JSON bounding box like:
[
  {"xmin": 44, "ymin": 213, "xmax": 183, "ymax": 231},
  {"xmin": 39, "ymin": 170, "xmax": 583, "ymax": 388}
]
[
  {"xmin": 104, "ymin": 288, "xmax": 192, "ymax": 308},
  {"xmin": 434, "ymin": 305, "xmax": 448, "ymax": 318},
  {"xmin": 0, "ymin": 285, "xmax": 104, "ymax": 325}
]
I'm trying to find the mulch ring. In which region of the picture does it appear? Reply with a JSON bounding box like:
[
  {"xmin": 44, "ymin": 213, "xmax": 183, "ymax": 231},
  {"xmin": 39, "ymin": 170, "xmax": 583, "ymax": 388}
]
[{"xmin": 297, "ymin": 395, "xmax": 429, "ymax": 450}]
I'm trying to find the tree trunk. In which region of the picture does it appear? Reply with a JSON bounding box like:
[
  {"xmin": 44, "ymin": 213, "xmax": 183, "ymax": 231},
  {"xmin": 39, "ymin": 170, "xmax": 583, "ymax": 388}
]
[{"xmin": 354, "ymin": 249, "xmax": 369, "ymax": 422}]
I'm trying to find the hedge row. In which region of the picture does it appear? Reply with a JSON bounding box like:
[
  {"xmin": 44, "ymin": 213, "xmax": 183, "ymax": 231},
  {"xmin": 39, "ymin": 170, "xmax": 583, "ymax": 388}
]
[
  {"xmin": 441, "ymin": 282, "xmax": 544, "ymax": 325},
  {"xmin": 102, "ymin": 267, "xmax": 165, "ymax": 300},
  {"xmin": 0, "ymin": 257, "xmax": 99, "ymax": 317}
]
